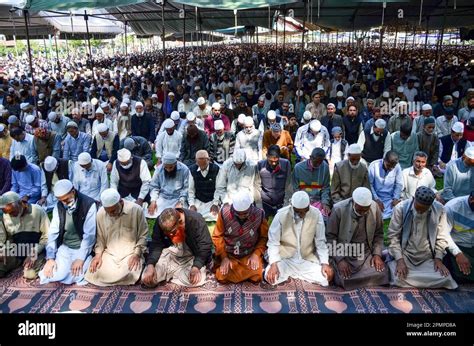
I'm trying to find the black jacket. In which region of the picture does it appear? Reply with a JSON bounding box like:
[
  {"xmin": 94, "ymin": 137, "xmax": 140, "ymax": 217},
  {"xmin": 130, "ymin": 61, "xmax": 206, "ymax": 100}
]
[{"xmin": 147, "ymin": 209, "xmax": 212, "ymax": 269}]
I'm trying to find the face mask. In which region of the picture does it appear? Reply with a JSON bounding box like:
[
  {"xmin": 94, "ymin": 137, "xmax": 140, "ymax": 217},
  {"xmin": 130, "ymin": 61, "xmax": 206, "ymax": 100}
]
[{"xmin": 120, "ymin": 162, "xmax": 133, "ymax": 169}]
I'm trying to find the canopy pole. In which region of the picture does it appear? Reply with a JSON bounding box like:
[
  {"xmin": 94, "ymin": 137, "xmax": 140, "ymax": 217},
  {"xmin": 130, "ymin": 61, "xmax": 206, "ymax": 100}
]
[
  {"xmin": 379, "ymin": 1, "xmax": 385, "ymax": 63},
  {"xmin": 199, "ymin": 8, "xmax": 203, "ymax": 50},
  {"xmin": 282, "ymin": 6, "xmax": 286, "ymax": 59},
  {"xmin": 84, "ymin": 11, "xmax": 92, "ymax": 65},
  {"xmin": 275, "ymin": 12, "xmax": 278, "ymax": 50},
  {"xmin": 43, "ymin": 35, "xmax": 48, "ymax": 61},
  {"xmin": 336, "ymin": 30, "xmax": 339, "ymax": 47},
  {"xmin": 23, "ymin": 10, "xmax": 37, "ymax": 109},
  {"xmin": 10, "ymin": 12, "xmax": 18, "ymax": 58},
  {"xmin": 424, "ymin": 16, "xmax": 429, "ymax": 52},
  {"xmin": 124, "ymin": 21, "xmax": 128, "ymax": 56},
  {"xmin": 296, "ymin": 0, "xmax": 307, "ymax": 117},
  {"xmin": 162, "ymin": 1, "xmax": 166, "ymax": 78},
  {"xmin": 394, "ymin": 26, "xmax": 398, "ymax": 48},
  {"xmin": 432, "ymin": 0, "xmax": 448, "ymax": 98},
  {"xmin": 403, "ymin": 24, "xmax": 408, "ymax": 51},
  {"xmin": 65, "ymin": 34, "xmax": 70, "ymax": 60},
  {"xmin": 183, "ymin": 5, "xmax": 186, "ymax": 51}
]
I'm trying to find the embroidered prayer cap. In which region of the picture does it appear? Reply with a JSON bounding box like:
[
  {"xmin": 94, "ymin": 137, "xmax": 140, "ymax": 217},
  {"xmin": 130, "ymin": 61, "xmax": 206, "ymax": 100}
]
[
  {"xmin": 414, "ymin": 186, "xmax": 435, "ymax": 206},
  {"xmin": 214, "ymin": 120, "xmax": 224, "ymax": 131},
  {"xmin": 170, "ymin": 111, "xmax": 180, "ymax": 120},
  {"xmin": 53, "ymin": 179, "xmax": 74, "ymax": 197},
  {"xmin": 232, "ymin": 191, "xmax": 253, "ymax": 212},
  {"xmin": 352, "ymin": 187, "xmax": 373, "ymax": 207},
  {"xmin": 78, "ymin": 152, "xmax": 92, "ymax": 165},
  {"xmin": 44, "ymin": 156, "xmax": 58, "ymax": 172},
  {"xmin": 100, "ymin": 188, "xmax": 121, "ymax": 208},
  {"xmin": 291, "ymin": 191, "xmax": 310, "ymax": 209},
  {"xmin": 117, "ymin": 148, "xmax": 132, "ymax": 162},
  {"xmin": 163, "ymin": 119, "xmax": 175, "ymax": 129},
  {"xmin": 374, "ymin": 119, "xmax": 386, "ymax": 129},
  {"xmin": 232, "ymin": 149, "xmax": 246, "ymax": 164},
  {"xmin": 162, "ymin": 152, "xmax": 177, "ymax": 165},
  {"xmin": 0, "ymin": 191, "xmax": 20, "ymax": 208},
  {"xmin": 347, "ymin": 144, "xmax": 362, "ymax": 155},
  {"xmin": 451, "ymin": 122, "xmax": 464, "ymax": 133}
]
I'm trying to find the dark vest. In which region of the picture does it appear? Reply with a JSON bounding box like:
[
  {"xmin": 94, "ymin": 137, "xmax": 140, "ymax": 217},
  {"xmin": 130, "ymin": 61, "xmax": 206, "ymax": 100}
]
[
  {"xmin": 42, "ymin": 159, "xmax": 69, "ymax": 193},
  {"xmin": 440, "ymin": 135, "xmax": 467, "ymax": 164},
  {"xmin": 116, "ymin": 156, "xmax": 142, "ymax": 198},
  {"xmin": 342, "ymin": 116, "xmax": 362, "ymax": 144},
  {"xmin": 257, "ymin": 158, "xmax": 290, "ymax": 206},
  {"xmin": 57, "ymin": 192, "xmax": 96, "ymax": 248},
  {"xmin": 189, "ymin": 163, "xmax": 219, "ymax": 203},
  {"xmin": 362, "ymin": 128, "xmax": 387, "ymax": 163}
]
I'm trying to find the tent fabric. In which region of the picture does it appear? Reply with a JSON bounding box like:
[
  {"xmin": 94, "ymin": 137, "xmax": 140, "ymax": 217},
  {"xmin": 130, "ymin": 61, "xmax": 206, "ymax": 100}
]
[
  {"xmin": 23, "ymin": 0, "xmax": 147, "ymax": 12},
  {"xmin": 171, "ymin": 0, "xmax": 298, "ymax": 11}
]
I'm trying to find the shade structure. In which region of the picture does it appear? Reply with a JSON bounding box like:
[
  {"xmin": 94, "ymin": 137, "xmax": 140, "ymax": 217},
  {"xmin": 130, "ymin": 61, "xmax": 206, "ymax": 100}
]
[
  {"xmin": 172, "ymin": 0, "xmax": 298, "ymax": 10},
  {"xmin": 21, "ymin": 0, "xmax": 147, "ymax": 11}
]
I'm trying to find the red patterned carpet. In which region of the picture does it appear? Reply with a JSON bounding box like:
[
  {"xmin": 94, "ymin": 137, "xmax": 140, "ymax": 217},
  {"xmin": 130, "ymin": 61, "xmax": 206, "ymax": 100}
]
[{"xmin": 0, "ymin": 270, "xmax": 472, "ymax": 313}]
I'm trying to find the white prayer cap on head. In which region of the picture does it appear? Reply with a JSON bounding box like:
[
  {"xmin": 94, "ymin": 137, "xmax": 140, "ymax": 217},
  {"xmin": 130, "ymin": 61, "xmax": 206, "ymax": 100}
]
[
  {"xmin": 452, "ymin": 91, "xmax": 460, "ymax": 99},
  {"xmin": 219, "ymin": 99, "xmax": 226, "ymax": 105},
  {"xmin": 120, "ymin": 102, "xmax": 128, "ymax": 109},
  {"xmin": 327, "ymin": 103, "xmax": 335, "ymax": 108},
  {"xmin": 163, "ymin": 118, "xmax": 175, "ymax": 129},
  {"xmin": 48, "ymin": 112, "xmax": 58, "ymax": 121},
  {"xmin": 398, "ymin": 100, "xmax": 408, "ymax": 107},
  {"xmin": 233, "ymin": 149, "xmax": 246, "ymax": 164},
  {"xmin": 123, "ymin": 97, "xmax": 131, "ymax": 104},
  {"xmin": 346, "ymin": 96, "xmax": 355, "ymax": 101},
  {"xmin": 382, "ymin": 91, "xmax": 390, "ymax": 98},
  {"xmin": 38, "ymin": 93, "xmax": 45, "ymax": 99},
  {"xmin": 78, "ymin": 152, "xmax": 92, "ymax": 165},
  {"xmin": 20, "ymin": 102, "xmax": 30, "ymax": 110},
  {"xmin": 451, "ymin": 121, "xmax": 464, "ymax": 133},
  {"xmin": 100, "ymin": 102, "xmax": 109, "ymax": 108},
  {"xmin": 66, "ymin": 121, "xmax": 78, "ymax": 129},
  {"xmin": 465, "ymin": 146, "xmax": 474, "ymax": 159},
  {"xmin": 244, "ymin": 116, "xmax": 254, "ymax": 126},
  {"xmin": 44, "ymin": 156, "xmax": 58, "ymax": 172},
  {"xmin": 232, "ymin": 191, "xmax": 253, "ymax": 212},
  {"xmin": 397, "ymin": 86, "xmax": 404, "ymax": 93},
  {"xmin": 186, "ymin": 112, "xmax": 196, "ymax": 121},
  {"xmin": 352, "ymin": 187, "xmax": 373, "ymax": 207},
  {"xmin": 309, "ymin": 120, "xmax": 322, "ymax": 132},
  {"xmin": 237, "ymin": 113, "xmax": 246, "ymax": 123},
  {"xmin": 347, "ymin": 143, "xmax": 362, "ymax": 155},
  {"xmin": 95, "ymin": 107, "xmax": 104, "ymax": 114},
  {"xmin": 97, "ymin": 123, "xmax": 109, "ymax": 133},
  {"xmin": 291, "ymin": 191, "xmax": 310, "ymax": 209},
  {"xmin": 258, "ymin": 95, "xmax": 266, "ymax": 101},
  {"xmin": 197, "ymin": 97, "xmax": 206, "ymax": 106},
  {"xmin": 135, "ymin": 101, "xmax": 143, "ymax": 108},
  {"xmin": 336, "ymin": 91, "xmax": 344, "ymax": 97},
  {"xmin": 170, "ymin": 111, "xmax": 180, "ymax": 121},
  {"xmin": 100, "ymin": 188, "xmax": 121, "ymax": 208},
  {"xmin": 212, "ymin": 102, "xmax": 220, "ymax": 110},
  {"xmin": 53, "ymin": 179, "xmax": 73, "ymax": 197},
  {"xmin": 117, "ymin": 148, "xmax": 132, "ymax": 162},
  {"xmin": 303, "ymin": 111, "xmax": 312, "ymax": 121},
  {"xmin": 0, "ymin": 124, "xmax": 4, "ymax": 132},
  {"xmin": 153, "ymin": 93, "xmax": 159, "ymax": 98},
  {"xmin": 162, "ymin": 152, "xmax": 177, "ymax": 164},
  {"xmin": 421, "ymin": 104, "xmax": 432, "ymax": 111},
  {"xmin": 267, "ymin": 110, "xmax": 277, "ymax": 120},
  {"xmin": 25, "ymin": 115, "xmax": 35, "ymax": 124},
  {"xmin": 375, "ymin": 119, "xmax": 386, "ymax": 129},
  {"xmin": 317, "ymin": 84, "xmax": 325, "ymax": 91},
  {"xmin": 214, "ymin": 119, "xmax": 224, "ymax": 130}
]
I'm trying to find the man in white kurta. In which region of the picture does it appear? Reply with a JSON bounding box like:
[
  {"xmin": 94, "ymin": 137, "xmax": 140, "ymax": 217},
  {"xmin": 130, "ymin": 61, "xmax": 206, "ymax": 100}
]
[
  {"xmin": 265, "ymin": 191, "xmax": 333, "ymax": 286},
  {"xmin": 401, "ymin": 151, "xmax": 436, "ymax": 200},
  {"xmin": 294, "ymin": 119, "xmax": 330, "ymax": 161},
  {"xmin": 154, "ymin": 118, "xmax": 183, "ymax": 165},
  {"xmin": 85, "ymin": 189, "xmax": 148, "ymax": 287},
  {"xmin": 234, "ymin": 116, "xmax": 262, "ymax": 164}
]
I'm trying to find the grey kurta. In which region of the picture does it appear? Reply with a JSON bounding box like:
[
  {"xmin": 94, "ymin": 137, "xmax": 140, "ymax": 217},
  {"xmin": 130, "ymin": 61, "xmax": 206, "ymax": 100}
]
[
  {"xmin": 330, "ymin": 160, "xmax": 370, "ymax": 204},
  {"xmin": 85, "ymin": 200, "xmax": 148, "ymax": 287},
  {"xmin": 326, "ymin": 199, "xmax": 389, "ymax": 290},
  {"xmin": 387, "ymin": 199, "xmax": 458, "ymax": 289}
]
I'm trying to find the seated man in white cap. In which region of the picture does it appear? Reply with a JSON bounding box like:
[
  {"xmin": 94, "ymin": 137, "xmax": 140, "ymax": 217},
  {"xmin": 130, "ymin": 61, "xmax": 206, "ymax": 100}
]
[
  {"xmin": 85, "ymin": 188, "xmax": 148, "ymax": 287},
  {"xmin": 368, "ymin": 150, "xmax": 403, "ymax": 219},
  {"xmin": 9, "ymin": 127, "xmax": 35, "ymax": 163},
  {"xmin": 90, "ymin": 123, "xmax": 119, "ymax": 171},
  {"xmin": 73, "ymin": 152, "xmax": 108, "ymax": 203},
  {"xmin": 91, "ymin": 108, "xmax": 113, "ymax": 138},
  {"xmin": 212, "ymin": 191, "xmax": 269, "ymax": 283},
  {"xmin": 209, "ymin": 119, "xmax": 236, "ymax": 166},
  {"xmin": 188, "ymin": 150, "xmax": 220, "ymax": 221},
  {"xmin": 257, "ymin": 109, "xmax": 282, "ymax": 133},
  {"xmin": 39, "ymin": 179, "xmax": 97, "ymax": 285},
  {"xmin": 110, "ymin": 148, "xmax": 151, "ymax": 206},
  {"xmin": 387, "ymin": 186, "xmax": 458, "ymax": 289},
  {"xmin": 154, "ymin": 118, "xmax": 183, "ymax": 166},
  {"xmin": 71, "ymin": 107, "xmax": 92, "ymax": 137},
  {"xmin": 177, "ymin": 93, "xmax": 194, "ymax": 114},
  {"xmin": 413, "ymin": 103, "xmax": 434, "ymax": 134},
  {"xmin": 294, "ymin": 119, "xmax": 330, "ymax": 161},
  {"xmin": 24, "ymin": 114, "xmax": 48, "ymax": 135},
  {"xmin": 148, "ymin": 152, "xmax": 189, "ymax": 217},
  {"xmin": 179, "ymin": 124, "xmax": 210, "ymax": 167},
  {"xmin": 331, "ymin": 143, "xmax": 370, "ymax": 204},
  {"xmin": 204, "ymin": 102, "xmax": 231, "ymax": 135},
  {"xmin": 131, "ymin": 101, "xmax": 155, "ymax": 143},
  {"xmin": 213, "ymin": 149, "xmax": 258, "ymax": 213},
  {"xmin": 38, "ymin": 156, "xmax": 73, "ymax": 212},
  {"xmin": 63, "ymin": 121, "xmax": 91, "ymax": 162},
  {"xmin": 230, "ymin": 113, "xmax": 246, "ymax": 134},
  {"xmin": 0, "ymin": 123, "xmax": 13, "ymax": 159},
  {"xmin": 142, "ymin": 207, "xmax": 212, "ymax": 288},
  {"xmin": 48, "ymin": 111, "xmax": 70, "ymax": 140},
  {"xmin": 120, "ymin": 135, "xmax": 153, "ymax": 169},
  {"xmin": 235, "ymin": 116, "xmax": 262, "ymax": 164},
  {"xmin": 438, "ymin": 121, "xmax": 468, "ymax": 172},
  {"xmin": 11, "ymin": 154, "xmax": 42, "ymax": 204},
  {"xmin": 357, "ymin": 118, "xmax": 391, "ymax": 165},
  {"xmin": 327, "ymin": 187, "xmax": 389, "ymax": 290},
  {"xmin": 192, "ymin": 96, "xmax": 212, "ymax": 120},
  {"xmin": 31, "ymin": 127, "xmax": 61, "ymax": 164},
  {"xmin": 265, "ymin": 191, "xmax": 333, "ymax": 286},
  {"xmin": 113, "ymin": 103, "xmax": 132, "ymax": 140},
  {"xmin": 0, "ymin": 191, "xmax": 49, "ymax": 279},
  {"xmin": 179, "ymin": 112, "xmax": 205, "ymax": 136},
  {"xmin": 441, "ymin": 147, "xmax": 474, "ymax": 203},
  {"xmin": 100, "ymin": 102, "xmax": 114, "ymax": 122}
]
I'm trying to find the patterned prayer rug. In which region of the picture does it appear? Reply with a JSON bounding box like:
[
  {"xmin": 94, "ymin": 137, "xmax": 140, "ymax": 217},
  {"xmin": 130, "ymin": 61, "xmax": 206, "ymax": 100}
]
[{"xmin": 0, "ymin": 270, "xmax": 472, "ymax": 313}]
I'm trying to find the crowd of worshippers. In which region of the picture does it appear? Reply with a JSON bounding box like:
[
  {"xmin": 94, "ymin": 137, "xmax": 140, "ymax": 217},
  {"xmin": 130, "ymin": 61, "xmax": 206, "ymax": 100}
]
[{"xmin": 0, "ymin": 45, "xmax": 472, "ymax": 290}]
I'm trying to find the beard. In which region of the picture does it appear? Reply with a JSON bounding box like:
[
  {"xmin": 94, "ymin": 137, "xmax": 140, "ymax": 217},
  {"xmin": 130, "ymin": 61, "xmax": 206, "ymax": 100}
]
[
  {"xmin": 164, "ymin": 167, "xmax": 178, "ymax": 178},
  {"xmin": 349, "ymin": 162, "xmax": 360, "ymax": 169}
]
